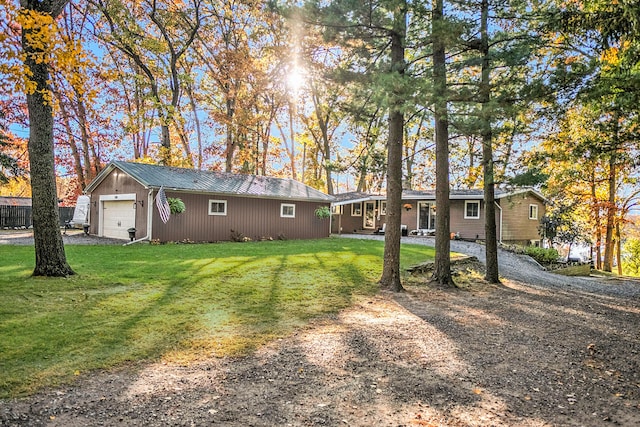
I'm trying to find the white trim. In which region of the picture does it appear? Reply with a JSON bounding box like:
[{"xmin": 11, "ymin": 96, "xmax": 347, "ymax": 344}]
[
  {"xmin": 464, "ymin": 200, "xmax": 481, "ymax": 219},
  {"xmin": 529, "ymin": 204, "xmax": 538, "ymax": 220},
  {"xmin": 208, "ymin": 199, "xmax": 227, "ymax": 216},
  {"xmin": 497, "ymin": 188, "xmax": 548, "ymax": 203},
  {"xmin": 281, "ymin": 203, "xmax": 295, "ymax": 218},
  {"xmin": 99, "ymin": 193, "xmax": 136, "ymax": 202},
  {"xmin": 417, "ymin": 201, "xmax": 436, "ymax": 231},
  {"xmin": 379, "ymin": 201, "xmax": 387, "ymax": 217},
  {"xmin": 495, "ymin": 201, "xmax": 503, "ymax": 243},
  {"xmin": 363, "ymin": 201, "xmax": 376, "ymax": 229}
]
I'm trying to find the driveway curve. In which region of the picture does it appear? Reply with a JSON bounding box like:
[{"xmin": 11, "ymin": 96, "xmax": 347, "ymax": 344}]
[{"xmin": 339, "ymin": 234, "xmax": 640, "ymax": 300}]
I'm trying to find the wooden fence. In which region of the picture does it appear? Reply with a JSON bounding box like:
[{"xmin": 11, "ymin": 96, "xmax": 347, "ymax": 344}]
[{"xmin": 0, "ymin": 206, "xmax": 74, "ymax": 229}]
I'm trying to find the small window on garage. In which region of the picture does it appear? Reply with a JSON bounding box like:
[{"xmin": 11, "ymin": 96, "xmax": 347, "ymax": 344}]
[
  {"xmin": 529, "ymin": 204, "xmax": 538, "ymax": 220},
  {"xmin": 464, "ymin": 201, "xmax": 480, "ymax": 219},
  {"xmin": 352, "ymin": 203, "xmax": 362, "ymax": 216},
  {"xmin": 208, "ymin": 200, "xmax": 227, "ymax": 216},
  {"xmin": 281, "ymin": 203, "xmax": 295, "ymax": 218}
]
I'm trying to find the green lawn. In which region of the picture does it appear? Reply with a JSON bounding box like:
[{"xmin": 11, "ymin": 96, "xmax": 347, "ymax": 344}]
[{"xmin": 0, "ymin": 237, "xmax": 434, "ymax": 398}]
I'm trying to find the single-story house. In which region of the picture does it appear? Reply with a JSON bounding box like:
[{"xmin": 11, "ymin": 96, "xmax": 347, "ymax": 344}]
[
  {"xmin": 84, "ymin": 161, "xmax": 334, "ymax": 242},
  {"xmin": 331, "ymin": 188, "xmax": 547, "ymax": 245}
]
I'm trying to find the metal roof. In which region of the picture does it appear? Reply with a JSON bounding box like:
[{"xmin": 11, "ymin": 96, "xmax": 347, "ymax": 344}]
[
  {"xmin": 86, "ymin": 162, "xmax": 334, "ymax": 202},
  {"xmin": 332, "ymin": 187, "xmax": 547, "ymax": 204}
]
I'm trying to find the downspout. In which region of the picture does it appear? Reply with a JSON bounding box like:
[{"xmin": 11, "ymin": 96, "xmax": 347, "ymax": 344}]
[
  {"xmin": 494, "ymin": 201, "xmax": 502, "ymax": 243},
  {"xmin": 124, "ymin": 188, "xmax": 153, "ymax": 245}
]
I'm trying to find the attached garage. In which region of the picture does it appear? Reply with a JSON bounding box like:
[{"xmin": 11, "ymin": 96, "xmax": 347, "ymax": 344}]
[
  {"xmin": 84, "ymin": 162, "xmax": 333, "ymax": 243},
  {"xmin": 100, "ymin": 195, "xmax": 136, "ymax": 239}
]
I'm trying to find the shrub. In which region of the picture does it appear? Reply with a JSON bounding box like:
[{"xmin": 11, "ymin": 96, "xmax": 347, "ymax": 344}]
[
  {"xmin": 230, "ymin": 229, "xmax": 245, "ymax": 242},
  {"xmin": 525, "ymin": 246, "xmax": 559, "ymax": 265},
  {"xmin": 168, "ymin": 198, "xmax": 186, "ymax": 214},
  {"xmin": 314, "ymin": 206, "xmax": 331, "ymax": 219}
]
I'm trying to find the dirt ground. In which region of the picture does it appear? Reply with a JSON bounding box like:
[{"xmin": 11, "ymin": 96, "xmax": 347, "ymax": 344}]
[{"xmin": 1, "ymin": 233, "xmax": 639, "ymax": 426}]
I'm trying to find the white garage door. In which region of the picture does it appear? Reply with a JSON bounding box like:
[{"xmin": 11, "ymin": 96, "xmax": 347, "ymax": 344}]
[{"xmin": 102, "ymin": 200, "xmax": 136, "ymax": 239}]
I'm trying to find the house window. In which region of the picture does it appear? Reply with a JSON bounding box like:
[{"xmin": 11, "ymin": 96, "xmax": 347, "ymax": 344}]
[
  {"xmin": 208, "ymin": 200, "xmax": 227, "ymax": 216},
  {"xmin": 281, "ymin": 203, "xmax": 295, "ymax": 218},
  {"xmin": 331, "ymin": 205, "xmax": 343, "ymax": 214},
  {"xmin": 351, "ymin": 203, "xmax": 362, "ymax": 216},
  {"xmin": 529, "ymin": 204, "xmax": 538, "ymax": 220},
  {"xmin": 379, "ymin": 201, "xmax": 387, "ymax": 216},
  {"xmin": 464, "ymin": 201, "xmax": 480, "ymax": 219}
]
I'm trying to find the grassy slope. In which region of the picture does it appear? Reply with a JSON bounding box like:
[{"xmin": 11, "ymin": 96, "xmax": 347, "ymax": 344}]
[{"xmin": 0, "ymin": 238, "xmax": 434, "ymax": 397}]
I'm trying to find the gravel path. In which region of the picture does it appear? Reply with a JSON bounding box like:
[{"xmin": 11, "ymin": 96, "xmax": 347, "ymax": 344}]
[
  {"xmin": 0, "ymin": 230, "xmax": 130, "ymax": 246},
  {"xmin": 339, "ymin": 234, "xmax": 640, "ymax": 299}
]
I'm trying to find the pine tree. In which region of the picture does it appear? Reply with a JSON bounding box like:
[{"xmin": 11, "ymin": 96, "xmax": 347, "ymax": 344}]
[{"xmin": 431, "ymin": 0, "xmax": 454, "ymax": 287}]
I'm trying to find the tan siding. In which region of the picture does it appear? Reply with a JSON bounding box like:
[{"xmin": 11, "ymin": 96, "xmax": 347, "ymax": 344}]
[
  {"xmin": 399, "ymin": 202, "xmax": 418, "ymax": 230},
  {"xmin": 449, "ymin": 200, "xmax": 485, "ymax": 240},
  {"xmin": 500, "ymin": 194, "xmax": 546, "ymax": 244},
  {"xmin": 331, "ymin": 192, "xmax": 546, "ymax": 243}
]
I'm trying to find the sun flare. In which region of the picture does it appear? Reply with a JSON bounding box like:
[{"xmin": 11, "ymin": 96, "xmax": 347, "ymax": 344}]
[{"xmin": 286, "ymin": 66, "xmax": 305, "ymax": 94}]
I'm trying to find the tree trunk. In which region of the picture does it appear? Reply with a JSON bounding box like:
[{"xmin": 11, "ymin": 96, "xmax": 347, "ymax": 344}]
[
  {"xmin": 431, "ymin": 0, "xmax": 454, "ymax": 287},
  {"xmin": 379, "ymin": 2, "xmax": 406, "ymax": 292},
  {"xmin": 603, "ymin": 136, "xmax": 617, "ymax": 272},
  {"xmin": 224, "ymin": 95, "xmax": 236, "ymax": 172},
  {"xmin": 590, "ymin": 178, "xmax": 602, "ymax": 270},
  {"xmin": 186, "ymin": 82, "xmax": 203, "ymax": 169},
  {"xmin": 55, "ymin": 90, "xmax": 86, "ymax": 189},
  {"xmin": 288, "ymin": 100, "xmax": 297, "ymax": 180},
  {"xmin": 479, "ymin": 0, "xmax": 500, "ymax": 283},
  {"xmin": 21, "ymin": 0, "xmax": 75, "ymax": 277},
  {"xmin": 310, "ymin": 81, "xmax": 335, "ymax": 195},
  {"xmin": 615, "ymin": 221, "xmax": 622, "ymax": 276}
]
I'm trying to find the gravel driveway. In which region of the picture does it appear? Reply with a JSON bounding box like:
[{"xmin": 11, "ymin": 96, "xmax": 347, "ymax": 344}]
[
  {"xmin": 0, "ymin": 230, "xmax": 127, "ymax": 246},
  {"xmin": 341, "ymin": 234, "xmax": 640, "ymax": 299}
]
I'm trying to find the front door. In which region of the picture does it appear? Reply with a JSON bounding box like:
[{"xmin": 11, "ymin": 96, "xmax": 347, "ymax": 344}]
[
  {"xmin": 363, "ymin": 201, "xmax": 376, "ymax": 229},
  {"xmin": 418, "ymin": 202, "xmax": 436, "ymax": 230}
]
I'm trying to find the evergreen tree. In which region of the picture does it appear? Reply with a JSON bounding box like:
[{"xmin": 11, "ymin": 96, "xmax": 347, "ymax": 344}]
[{"xmin": 303, "ymin": 0, "xmax": 412, "ymax": 291}]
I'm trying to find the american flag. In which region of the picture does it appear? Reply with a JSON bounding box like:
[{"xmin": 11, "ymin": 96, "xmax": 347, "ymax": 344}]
[{"xmin": 156, "ymin": 186, "xmax": 171, "ymax": 224}]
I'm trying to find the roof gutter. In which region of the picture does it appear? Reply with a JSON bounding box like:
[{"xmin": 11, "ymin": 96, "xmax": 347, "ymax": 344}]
[
  {"xmin": 124, "ymin": 188, "xmax": 153, "ymax": 246},
  {"xmin": 495, "ymin": 201, "xmax": 503, "ymax": 243}
]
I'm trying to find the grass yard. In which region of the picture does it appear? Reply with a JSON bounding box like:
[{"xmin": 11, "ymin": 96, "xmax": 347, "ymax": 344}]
[{"xmin": 0, "ymin": 237, "xmax": 434, "ymax": 398}]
